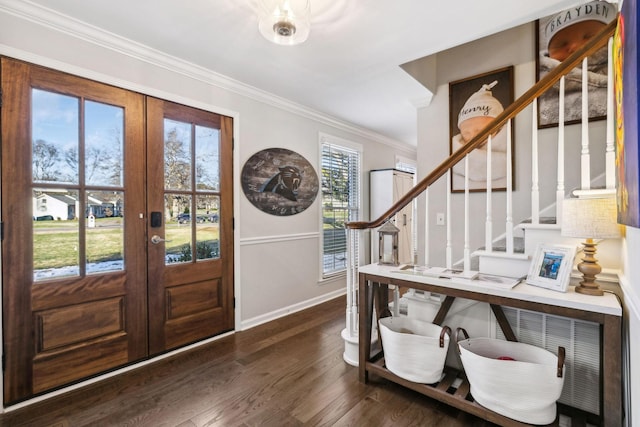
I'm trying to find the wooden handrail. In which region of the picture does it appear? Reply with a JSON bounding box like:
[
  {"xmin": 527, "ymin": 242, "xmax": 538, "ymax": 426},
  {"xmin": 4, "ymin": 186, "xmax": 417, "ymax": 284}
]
[{"xmin": 347, "ymin": 17, "xmax": 618, "ymax": 230}]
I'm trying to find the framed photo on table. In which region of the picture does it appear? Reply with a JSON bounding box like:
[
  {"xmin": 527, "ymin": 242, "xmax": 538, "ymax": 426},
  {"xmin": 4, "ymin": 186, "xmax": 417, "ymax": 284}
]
[
  {"xmin": 526, "ymin": 244, "xmax": 577, "ymax": 292},
  {"xmin": 449, "ymin": 66, "xmax": 514, "ymax": 193}
]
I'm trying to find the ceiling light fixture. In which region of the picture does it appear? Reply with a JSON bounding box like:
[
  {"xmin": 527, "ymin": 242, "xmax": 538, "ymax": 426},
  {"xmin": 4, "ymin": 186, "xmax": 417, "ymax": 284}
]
[{"xmin": 258, "ymin": 0, "xmax": 311, "ymax": 46}]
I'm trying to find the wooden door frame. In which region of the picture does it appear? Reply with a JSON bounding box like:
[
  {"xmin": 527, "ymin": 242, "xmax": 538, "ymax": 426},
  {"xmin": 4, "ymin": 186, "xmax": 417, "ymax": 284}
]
[{"xmin": 0, "ymin": 55, "xmax": 240, "ymax": 408}]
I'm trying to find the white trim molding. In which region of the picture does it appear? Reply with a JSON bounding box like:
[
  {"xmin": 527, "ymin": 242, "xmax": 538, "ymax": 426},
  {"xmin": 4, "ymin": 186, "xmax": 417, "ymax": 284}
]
[{"xmin": 239, "ymin": 232, "xmax": 319, "ymax": 246}]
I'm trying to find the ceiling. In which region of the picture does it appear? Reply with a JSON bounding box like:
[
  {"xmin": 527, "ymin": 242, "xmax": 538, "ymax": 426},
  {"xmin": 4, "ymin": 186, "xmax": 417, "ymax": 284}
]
[{"xmin": 14, "ymin": 0, "xmax": 582, "ymax": 146}]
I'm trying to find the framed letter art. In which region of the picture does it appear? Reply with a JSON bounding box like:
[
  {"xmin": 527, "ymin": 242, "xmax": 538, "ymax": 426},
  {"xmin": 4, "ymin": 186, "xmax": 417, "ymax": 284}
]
[
  {"xmin": 535, "ymin": 1, "xmax": 617, "ymax": 128},
  {"xmin": 449, "ymin": 66, "xmax": 514, "ymax": 193}
]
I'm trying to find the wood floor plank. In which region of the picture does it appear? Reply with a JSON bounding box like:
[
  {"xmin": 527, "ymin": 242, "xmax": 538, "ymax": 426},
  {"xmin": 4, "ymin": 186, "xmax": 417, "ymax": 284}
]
[{"xmin": 0, "ymin": 296, "xmax": 499, "ymax": 427}]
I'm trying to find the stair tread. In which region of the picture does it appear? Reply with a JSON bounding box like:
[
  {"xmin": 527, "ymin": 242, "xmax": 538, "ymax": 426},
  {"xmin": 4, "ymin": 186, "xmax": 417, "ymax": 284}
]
[
  {"xmin": 477, "ymin": 236, "xmax": 525, "ymax": 253},
  {"xmin": 520, "ymin": 217, "xmax": 557, "ymax": 225}
]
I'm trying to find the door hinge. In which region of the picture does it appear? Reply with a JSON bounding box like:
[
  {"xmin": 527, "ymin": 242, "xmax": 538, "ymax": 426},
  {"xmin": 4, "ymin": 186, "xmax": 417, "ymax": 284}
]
[
  {"xmin": 232, "ymin": 217, "xmax": 235, "ymax": 230},
  {"xmin": 0, "ymin": 221, "xmax": 3, "ymax": 241},
  {"xmin": 0, "ymin": 89, "xmax": 3, "ymax": 108},
  {"xmin": 2, "ymin": 353, "xmax": 5, "ymax": 371}
]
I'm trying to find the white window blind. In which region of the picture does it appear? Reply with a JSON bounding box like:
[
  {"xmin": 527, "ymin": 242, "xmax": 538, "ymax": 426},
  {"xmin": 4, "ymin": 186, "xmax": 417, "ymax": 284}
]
[{"xmin": 321, "ymin": 142, "xmax": 360, "ymax": 276}]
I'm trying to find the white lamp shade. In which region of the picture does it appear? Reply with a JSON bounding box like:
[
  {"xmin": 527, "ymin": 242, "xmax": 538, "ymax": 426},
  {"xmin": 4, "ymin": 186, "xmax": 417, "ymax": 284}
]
[
  {"xmin": 258, "ymin": 0, "xmax": 310, "ymax": 45},
  {"xmin": 561, "ymin": 197, "xmax": 621, "ymax": 239}
]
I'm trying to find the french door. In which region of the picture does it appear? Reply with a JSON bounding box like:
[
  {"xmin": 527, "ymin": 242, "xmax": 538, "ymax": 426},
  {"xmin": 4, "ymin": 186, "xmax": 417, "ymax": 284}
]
[
  {"xmin": 146, "ymin": 98, "xmax": 234, "ymax": 354},
  {"xmin": 1, "ymin": 58, "xmax": 234, "ymax": 404}
]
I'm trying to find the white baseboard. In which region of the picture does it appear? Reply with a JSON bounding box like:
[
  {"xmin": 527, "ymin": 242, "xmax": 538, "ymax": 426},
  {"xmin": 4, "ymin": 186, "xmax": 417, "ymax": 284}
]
[{"xmin": 239, "ymin": 288, "xmax": 346, "ymax": 331}]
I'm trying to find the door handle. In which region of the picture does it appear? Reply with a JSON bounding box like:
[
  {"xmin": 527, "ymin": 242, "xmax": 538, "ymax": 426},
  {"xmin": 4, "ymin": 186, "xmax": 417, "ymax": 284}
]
[{"xmin": 150, "ymin": 235, "xmax": 172, "ymax": 244}]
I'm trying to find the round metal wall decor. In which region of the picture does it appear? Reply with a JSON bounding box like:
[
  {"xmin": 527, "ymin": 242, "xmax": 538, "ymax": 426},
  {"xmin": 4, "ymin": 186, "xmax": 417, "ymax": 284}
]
[{"xmin": 241, "ymin": 148, "xmax": 319, "ymax": 216}]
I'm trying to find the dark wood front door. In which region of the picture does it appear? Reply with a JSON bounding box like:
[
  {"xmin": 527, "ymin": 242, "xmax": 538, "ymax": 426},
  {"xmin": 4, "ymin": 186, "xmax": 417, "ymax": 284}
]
[
  {"xmin": 146, "ymin": 97, "xmax": 234, "ymax": 354},
  {"xmin": 1, "ymin": 58, "xmax": 234, "ymax": 404}
]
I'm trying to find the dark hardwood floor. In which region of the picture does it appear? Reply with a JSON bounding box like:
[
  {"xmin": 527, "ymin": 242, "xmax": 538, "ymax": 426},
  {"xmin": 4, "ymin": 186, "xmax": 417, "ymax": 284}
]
[{"xmin": 1, "ymin": 296, "xmax": 497, "ymax": 427}]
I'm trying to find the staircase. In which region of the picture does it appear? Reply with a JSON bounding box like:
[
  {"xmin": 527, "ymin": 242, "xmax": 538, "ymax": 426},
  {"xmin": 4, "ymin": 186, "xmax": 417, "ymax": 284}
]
[{"xmin": 343, "ymin": 17, "xmax": 621, "ymax": 424}]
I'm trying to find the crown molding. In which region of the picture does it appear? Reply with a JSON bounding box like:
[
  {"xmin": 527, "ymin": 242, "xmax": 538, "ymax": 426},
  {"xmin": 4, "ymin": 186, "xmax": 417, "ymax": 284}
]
[{"xmin": 0, "ymin": 0, "xmax": 414, "ymax": 152}]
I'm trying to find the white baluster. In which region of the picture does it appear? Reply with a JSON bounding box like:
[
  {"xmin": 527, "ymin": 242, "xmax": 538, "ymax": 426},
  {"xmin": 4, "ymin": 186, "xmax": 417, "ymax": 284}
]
[
  {"xmin": 506, "ymin": 119, "xmax": 514, "ymax": 254},
  {"xmin": 446, "ymin": 170, "xmax": 452, "ymax": 269},
  {"xmin": 346, "ymin": 228, "xmax": 357, "ymax": 337},
  {"xmin": 424, "ymin": 188, "xmax": 430, "ymax": 266},
  {"xmin": 485, "ymin": 134, "xmax": 493, "ymax": 253},
  {"xmin": 557, "ymin": 76, "xmax": 566, "ymax": 225},
  {"xmin": 342, "ymin": 227, "xmax": 359, "ymax": 366},
  {"xmin": 531, "ymin": 99, "xmax": 540, "ymax": 225},
  {"xmin": 464, "ymin": 156, "xmax": 470, "ymax": 271},
  {"xmin": 581, "ymin": 57, "xmax": 591, "ymax": 190},
  {"xmin": 606, "ymin": 37, "xmax": 616, "ymax": 189}
]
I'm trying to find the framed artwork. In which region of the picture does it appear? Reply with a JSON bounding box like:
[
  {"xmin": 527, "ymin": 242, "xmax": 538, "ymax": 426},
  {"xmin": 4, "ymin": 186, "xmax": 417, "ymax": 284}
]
[
  {"xmin": 241, "ymin": 148, "xmax": 319, "ymax": 216},
  {"xmin": 535, "ymin": 1, "xmax": 617, "ymax": 128},
  {"xmin": 449, "ymin": 66, "xmax": 514, "ymax": 193},
  {"xmin": 615, "ymin": 0, "xmax": 640, "ymax": 228},
  {"xmin": 526, "ymin": 244, "xmax": 577, "ymax": 292}
]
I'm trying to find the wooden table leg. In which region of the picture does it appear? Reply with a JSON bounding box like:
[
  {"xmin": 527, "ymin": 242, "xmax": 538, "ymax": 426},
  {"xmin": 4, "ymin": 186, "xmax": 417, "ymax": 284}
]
[
  {"xmin": 358, "ymin": 273, "xmax": 373, "ymax": 383},
  {"xmin": 602, "ymin": 314, "xmax": 622, "ymax": 427},
  {"xmin": 490, "ymin": 304, "xmax": 518, "ymax": 342},
  {"xmin": 432, "ymin": 296, "xmax": 455, "ymax": 326}
]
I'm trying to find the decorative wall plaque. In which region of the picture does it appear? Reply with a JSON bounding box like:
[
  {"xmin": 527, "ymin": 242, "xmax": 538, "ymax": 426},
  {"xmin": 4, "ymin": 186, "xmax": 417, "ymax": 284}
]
[{"xmin": 241, "ymin": 148, "xmax": 319, "ymax": 216}]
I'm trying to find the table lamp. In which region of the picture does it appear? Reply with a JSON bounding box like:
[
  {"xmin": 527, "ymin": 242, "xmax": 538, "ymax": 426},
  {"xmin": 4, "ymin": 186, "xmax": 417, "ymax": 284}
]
[{"xmin": 561, "ymin": 196, "xmax": 621, "ymax": 296}]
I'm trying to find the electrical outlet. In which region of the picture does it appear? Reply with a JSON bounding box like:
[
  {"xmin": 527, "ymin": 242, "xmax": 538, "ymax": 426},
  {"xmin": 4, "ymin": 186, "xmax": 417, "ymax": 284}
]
[{"xmin": 436, "ymin": 213, "xmax": 445, "ymax": 226}]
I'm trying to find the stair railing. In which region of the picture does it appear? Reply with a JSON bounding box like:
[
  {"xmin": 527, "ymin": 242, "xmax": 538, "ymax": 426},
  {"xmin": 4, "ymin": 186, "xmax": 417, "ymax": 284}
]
[{"xmin": 342, "ymin": 17, "xmax": 618, "ymax": 356}]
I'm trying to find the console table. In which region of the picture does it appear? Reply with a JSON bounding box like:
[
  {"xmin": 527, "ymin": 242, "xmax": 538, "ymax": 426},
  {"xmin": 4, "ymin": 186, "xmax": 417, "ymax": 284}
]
[{"xmin": 357, "ymin": 264, "xmax": 622, "ymax": 427}]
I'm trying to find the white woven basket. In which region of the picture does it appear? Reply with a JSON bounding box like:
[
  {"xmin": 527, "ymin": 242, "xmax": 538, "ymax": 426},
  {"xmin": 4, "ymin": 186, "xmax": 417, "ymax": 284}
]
[
  {"xmin": 456, "ymin": 328, "xmax": 565, "ymax": 425},
  {"xmin": 378, "ymin": 316, "xmax": 450, "ymax": 384}
]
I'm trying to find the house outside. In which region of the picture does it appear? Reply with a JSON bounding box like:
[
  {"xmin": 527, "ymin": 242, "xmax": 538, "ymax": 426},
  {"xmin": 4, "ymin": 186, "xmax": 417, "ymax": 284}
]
[
  {"xmin": 32, "ymin": 192, "xmax": 121, "ymax": 220},
  {"xmin": 32, "ymin": 192, "xmax": 77, "ymax": 220}
]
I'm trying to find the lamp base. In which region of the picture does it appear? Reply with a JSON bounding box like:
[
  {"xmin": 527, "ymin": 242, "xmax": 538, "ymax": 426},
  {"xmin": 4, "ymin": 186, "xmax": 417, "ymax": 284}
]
[
  {"xmin": 575, "ymin": 239, "xmax": 604, "ymax": 296},
  {"xmin": 575, "ymin": 283, "xmax": 604, "ymax": 296}
]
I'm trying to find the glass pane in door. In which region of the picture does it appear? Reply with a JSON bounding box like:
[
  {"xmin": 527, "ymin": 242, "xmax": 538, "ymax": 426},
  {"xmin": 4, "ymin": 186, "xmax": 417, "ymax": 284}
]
[
  {"xmin": 32, "ymin": 188, "xmax": 80, "ymax": 281},
  {"xmin": 165, "ymin": 193, "xmax": 193, "ymax": 264},
  {"xmin": 85, "ymin": 101, "xmax": 124, "ymax": 187},
  {"xmin": 164, "ymin": 119, "xmax": 191, "ymax": 191},
  {"xmin": 31, "ymin": 89, "xmax": 78, "ymax": 184},
  {"xmin": 195, "ymin": 125, "xmax": 220, "ymax": 191},
  {"xmin": 196, "ymin": 194, "xmax": 220, "ymax": 260},
  {"xmin": 86, "ymin": 190, "xmax": 124, "ymax": 274}
]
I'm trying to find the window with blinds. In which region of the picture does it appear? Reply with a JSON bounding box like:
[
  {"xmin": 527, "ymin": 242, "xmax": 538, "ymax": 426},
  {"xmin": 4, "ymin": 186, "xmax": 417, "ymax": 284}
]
[{"xmin": 321, "ymin": 141, "xmax": 361, "ymax": 276}]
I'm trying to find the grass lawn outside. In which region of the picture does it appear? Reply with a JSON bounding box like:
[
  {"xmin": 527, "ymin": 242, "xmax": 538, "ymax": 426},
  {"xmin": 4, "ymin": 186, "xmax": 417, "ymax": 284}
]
[{"xmin": 33, "ymin": 217, "xmax": 220, "ymax": 271}]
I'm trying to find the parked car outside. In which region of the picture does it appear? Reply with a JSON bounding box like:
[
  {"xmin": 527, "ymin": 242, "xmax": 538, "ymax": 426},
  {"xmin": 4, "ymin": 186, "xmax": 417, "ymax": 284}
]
[{"xmin": 177, "ymin": 213, "xmax": 208, "ymax": 224}]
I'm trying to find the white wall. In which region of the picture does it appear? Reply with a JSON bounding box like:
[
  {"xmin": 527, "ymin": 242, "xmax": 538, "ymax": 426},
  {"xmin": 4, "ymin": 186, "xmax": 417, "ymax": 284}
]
[
  {"xmin": 0, "ymin": 8, "xmax": 416, "ymax": 330},
  {"xmin": 621, "ymin": 227, "xmax": 640, "ymax": 426}
]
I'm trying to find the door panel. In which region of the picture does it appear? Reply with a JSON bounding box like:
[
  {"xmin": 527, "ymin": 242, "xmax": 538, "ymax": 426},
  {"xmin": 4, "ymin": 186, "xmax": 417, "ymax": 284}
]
[
  {"xmin": 1, "ymin": 58, "xmax": 147, "ymax": 404},
  {"xmin": 146, "ymin": 97, "xmax": 234, "ymax": 354}
]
